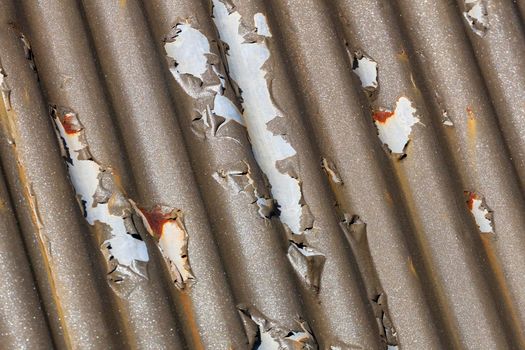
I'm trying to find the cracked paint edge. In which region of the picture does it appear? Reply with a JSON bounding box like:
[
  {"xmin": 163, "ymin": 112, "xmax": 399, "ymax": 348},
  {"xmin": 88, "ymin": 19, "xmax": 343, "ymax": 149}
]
[{"xmin": 237, "ymin": 304, "xmax": 318, "ymax": 349}]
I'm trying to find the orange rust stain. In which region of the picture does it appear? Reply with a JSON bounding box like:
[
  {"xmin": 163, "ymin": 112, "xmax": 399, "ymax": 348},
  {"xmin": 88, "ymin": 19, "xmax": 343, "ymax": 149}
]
[
  {"xmin": 0, "ymin": 95, "xmax": 73, "ymax": 347},
  {"xmin": 119, "ymin": 0, "xmax": 127, "ymax": 7},
  {"xmin": 480, "ymin": 235, "xmax": 525, "ymax": 346},
  {"xmin": 373, "ymin": 110, "xmax": 394, "ymax": 124},
  {"xmin": 466, "ymin": 106, "xmax": 475, "ymax": 120},
  {"xmin": 465, "ymin": 191, "xmax": 478, "ymax": 211},
  {"xmin": 179, "ymin": 293, "xmax": 205, "ymax": 350},
  {"xmin": 140, "ymin": 206, "xmax": 174, "ymax": 239},
  {"xmin": 62, "ymin": 113, "xmax": 80, "ymax": 135},
  {"xmin": 466, "ymin": 106, "xmax": 477, "ymax": 159}
]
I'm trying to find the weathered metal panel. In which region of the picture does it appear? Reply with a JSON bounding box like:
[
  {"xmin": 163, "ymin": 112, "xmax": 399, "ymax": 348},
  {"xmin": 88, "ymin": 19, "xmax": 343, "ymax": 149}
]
[{"xmin": 0, "ymin": 0, "xmax": 523, "ymax": 349}]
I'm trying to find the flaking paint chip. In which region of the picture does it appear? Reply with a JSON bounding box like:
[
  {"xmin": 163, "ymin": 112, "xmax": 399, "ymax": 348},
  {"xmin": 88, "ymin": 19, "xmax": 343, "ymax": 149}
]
[
  {"xmin": 237, "ymin": 304, "xmax": 317, "ymax": 349},
  {"xmin": 287, "ymin": 241, "xmax": 325, "ymax": 292},
  {"xmin": 373, "ymin": 97, "xmax": 419, "ymax": 155},
  {"xmin": 164, "ymin": 21, "xmax": 244, "ymax": 137},
  {"xmin": 321, "ymin": 158, "xmax": 343, "ymax": 185},
  {"xmin": 212, "ymin": 160, "xmax": 277, "ymax": 219},
  {"xmin": 463, "ymin": 0, "xmax": 489, "ymax": 37}
]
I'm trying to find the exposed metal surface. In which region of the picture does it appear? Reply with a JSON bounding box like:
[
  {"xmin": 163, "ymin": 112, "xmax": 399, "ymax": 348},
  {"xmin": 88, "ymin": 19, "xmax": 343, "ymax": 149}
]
[{"xmin": 0, "ymin": 0, "xmax": 523, "ymax": 349}]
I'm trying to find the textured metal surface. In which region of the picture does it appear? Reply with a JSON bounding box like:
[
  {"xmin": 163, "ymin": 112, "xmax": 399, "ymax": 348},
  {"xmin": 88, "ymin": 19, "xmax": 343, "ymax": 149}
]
[{"xmin": 0, "ymin": 0, "xmax": 524, "ymax": 349}]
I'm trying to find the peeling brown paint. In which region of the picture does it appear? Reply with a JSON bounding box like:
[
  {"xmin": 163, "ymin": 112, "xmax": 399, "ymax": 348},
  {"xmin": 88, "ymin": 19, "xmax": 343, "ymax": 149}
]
[
  {"xmin": 287, "ymin": 241, "xmax": 326, "ymax": 292},
  {"xmin": 212, "ymin": 160, "xmax": 277, "ymax": 219},
  {"xmin": 321, "ymin": 158, "xmax": 343, "ymax": 186},
  {"xmin": 237, "ymin": 304, "xmax": 318, "ymax": 349},
  {"xmin": 340, "ymin": 215, "xmax": 399, "ymax": 348}
]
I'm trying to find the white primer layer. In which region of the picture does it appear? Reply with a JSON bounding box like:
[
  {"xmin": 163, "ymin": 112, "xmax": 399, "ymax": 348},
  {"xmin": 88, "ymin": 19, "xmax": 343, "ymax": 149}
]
[
  {"xmin": 254, "ymin": 13, "xmax": 272, "ymax": 38},
  {"xmin": 52, "ymin": 111, "xmax": 149, "ymax": 275},
  {"xmin": 212, "ymin": 0, "xmax": 304, "ymax": 234},
  {"xmin": 353, "ymin": 54, "xmax": 378, "ymax": 90},
  {"xmin": 375, "ymin": 97, "xmax": 419, "ymax": 154},
  {"xmin": 164, "ymin": 23, "xmax": 243, "ymax": 127},
  {"xmin": 467, "ymin": 193, "xmax": 494, "ymax": 233}
]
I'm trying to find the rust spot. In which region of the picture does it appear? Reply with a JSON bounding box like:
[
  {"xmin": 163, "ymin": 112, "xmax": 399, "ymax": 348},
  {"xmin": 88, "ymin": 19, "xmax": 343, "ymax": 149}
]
[
  {"xmin": 465, "ymin": 191, "xmax": 477, "ymax": 210},
  {"xmin": 466, "ymin": 106, "xmax": 477, "ymax": 159},
  {"xmin": 62, "ymin": 113, "xmax": 82, "ymax": 135},
  {"xmin": 373, "ymin": 110, "xmax": 394, "ymax": 124},
  {"xmin": 138, "ymin": 206, "xmax": 177, "ymax": 240},
  {"xmin": 466, "ymin": 106, "xmax": 475, "ymax": 120}
]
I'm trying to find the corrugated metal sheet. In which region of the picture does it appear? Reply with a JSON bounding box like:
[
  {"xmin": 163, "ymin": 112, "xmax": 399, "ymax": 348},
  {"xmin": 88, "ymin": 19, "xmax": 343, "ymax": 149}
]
[{"xmin": 0, "ymin": 0, "xmax": 524, "ymax": 348}]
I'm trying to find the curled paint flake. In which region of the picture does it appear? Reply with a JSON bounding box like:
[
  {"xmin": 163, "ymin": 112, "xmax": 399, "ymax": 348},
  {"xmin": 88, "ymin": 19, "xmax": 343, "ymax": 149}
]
[
  {"xmin": 352, "ymin": 51, "xmax": 378, "ymax": 96},
  {"xmin": 212, "ymin": 160, "xmax": 277, "ymax": 219},
  {"xmin": 0, "ymin": 67, "xmax": 11, "ymax": 111},
  {"xmin": 463, "ymin": 0, "xmax": 489, "ymax": 37},
  {"xmin": 8, "ymin": 26, "xmax": 38, "ymax": 74},
  {"xmin": 131, "ymin": 201, "xmax": 194, "ymax": 289},
  {"xmin": 50, "ymin": 106, "xmax": 149, "ymax": 290},
  {"xmin": 287, "ymin": 241, "xmax": 326, "ymax": 291},
  {"xmin": 237, "ymin": 304, "xmax": 318, "ymax": 349},
  {"xmin": 321, "ymin": 158, "xmax": 343, "ymax": 185},
  {"xmin": 465, "ymin": 191, "xmax": 494, "ymax": 233},
  {"xmin": 373, "ymin": 97, "xmax": 419, "ymax": 155},
  {"xmin": 164, "ymin": 22, "xmax": 243, "ymax": 138},
  {"xmin": 212, "ymin": 0, "xmax": 312, "ymax": 234}
]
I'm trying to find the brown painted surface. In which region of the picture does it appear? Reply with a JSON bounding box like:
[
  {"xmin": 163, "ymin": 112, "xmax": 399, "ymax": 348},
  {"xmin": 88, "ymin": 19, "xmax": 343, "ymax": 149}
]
[{"xmin": 0, "ymin": 0, "xmax": 523, "ymax": 348}]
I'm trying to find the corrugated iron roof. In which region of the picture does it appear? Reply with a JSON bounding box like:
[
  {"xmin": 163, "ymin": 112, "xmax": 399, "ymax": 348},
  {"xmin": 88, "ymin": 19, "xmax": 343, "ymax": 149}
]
[{"xmin": 0, "ymin": 0, "xmax": 524, "ymax": 348}]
